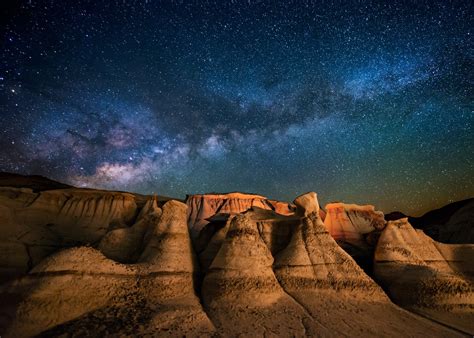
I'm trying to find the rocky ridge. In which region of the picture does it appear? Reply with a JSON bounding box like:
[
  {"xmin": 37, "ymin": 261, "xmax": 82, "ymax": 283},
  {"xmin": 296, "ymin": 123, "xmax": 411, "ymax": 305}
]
[{"xmin": 0, "ymin": 174, "xmax": 472, "ymax": 336}]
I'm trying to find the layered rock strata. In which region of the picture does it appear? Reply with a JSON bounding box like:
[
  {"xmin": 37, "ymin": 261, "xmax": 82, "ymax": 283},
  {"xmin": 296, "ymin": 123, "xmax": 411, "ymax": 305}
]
[
  {"xmin": 186, "ymin": 192, "xmax": 294, "ymax": 236},
  {"xmin": 273, "ymin": 193, "xmax": 462, "ymax": 337}
]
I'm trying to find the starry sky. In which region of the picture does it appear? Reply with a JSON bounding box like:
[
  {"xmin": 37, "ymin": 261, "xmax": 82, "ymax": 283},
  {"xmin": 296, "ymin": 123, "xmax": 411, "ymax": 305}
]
[{"xmin": 1, "ymin": 1, "xmax": 473, "ymax": 215}]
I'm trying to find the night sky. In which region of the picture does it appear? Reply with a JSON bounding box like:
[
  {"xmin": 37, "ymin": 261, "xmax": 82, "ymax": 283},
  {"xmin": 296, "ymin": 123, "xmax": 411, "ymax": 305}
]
[{"xmin": 1, "ymin": 1, "xmax": 473, "ymax": 215}]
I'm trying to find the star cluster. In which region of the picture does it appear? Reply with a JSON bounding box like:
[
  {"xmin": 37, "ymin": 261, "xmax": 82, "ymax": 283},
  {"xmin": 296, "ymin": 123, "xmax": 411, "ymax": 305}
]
[{"xmin": 1, "ymin": 0, "xmax": 473, "ymax": 215}]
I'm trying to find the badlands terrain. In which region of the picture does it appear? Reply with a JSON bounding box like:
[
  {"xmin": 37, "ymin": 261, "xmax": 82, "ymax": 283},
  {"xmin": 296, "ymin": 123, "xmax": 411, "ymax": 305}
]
[{"xmin": 0, "ymin": 173, "xmax": 472, "ymax": 337}]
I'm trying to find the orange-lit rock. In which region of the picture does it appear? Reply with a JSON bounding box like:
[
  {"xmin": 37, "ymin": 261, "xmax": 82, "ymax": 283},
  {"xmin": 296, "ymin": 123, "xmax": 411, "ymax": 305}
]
[
  {"xmin": 186, "ymin": 192, "xmax": 294, "ymax": 236},
  {"xmin": 324, "ymin": 202, "xmax": 386, "ymax": 245},
  {"xmin": 201, "ymin": 213, "xmax": 330, "ymax": 336},
  {"xmin": 294, "ymin": 191, "xmax": 320, "ymax": 217}
]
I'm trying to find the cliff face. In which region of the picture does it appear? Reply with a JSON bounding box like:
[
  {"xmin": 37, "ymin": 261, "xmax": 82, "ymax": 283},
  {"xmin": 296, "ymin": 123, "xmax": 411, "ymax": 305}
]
[{"xmin": 186, "ymin": 192, "xmax": 295, "ymax": 236}]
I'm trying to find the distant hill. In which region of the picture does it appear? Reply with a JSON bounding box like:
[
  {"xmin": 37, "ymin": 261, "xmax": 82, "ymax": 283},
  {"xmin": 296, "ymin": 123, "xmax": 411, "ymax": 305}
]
[
  {"xmin": 0, "ymin": 172, "xmax": 178, "ymax": 203},
  {"xmin": 0, "ymin": 172, "xmax": 72, "ymax": 192},
  {"xmin": 386, "ymin": 198, "xmax": 474, "ymax": 244}
]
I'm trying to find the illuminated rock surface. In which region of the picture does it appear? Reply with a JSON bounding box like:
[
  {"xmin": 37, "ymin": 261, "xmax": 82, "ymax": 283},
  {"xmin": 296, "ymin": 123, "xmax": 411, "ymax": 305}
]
[
  {"xmin": 0, "ymin": 176, "xmax": 470, "ymax": 336},
  {"xmin": 186, "ymin": 192, "xmax": 294, "ymax": 236}
]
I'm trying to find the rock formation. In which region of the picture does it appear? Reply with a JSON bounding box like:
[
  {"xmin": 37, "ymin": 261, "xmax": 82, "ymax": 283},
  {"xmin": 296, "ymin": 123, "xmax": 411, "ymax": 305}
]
[
  {"xmin": 201, "ymin": 213, "xmax": 330, "ymax": 336},
  {"xmin": 323, "ymin": 202, "xmax": 386, "ymax": 271},
  {"xmin": 0, "ymin": 200, "xmax": 215, "ymax": 337},
  {"xmin": 374, "ymin": 218, "xmax": 474, "ymax": 334},
  {"xmin": 0, "ymin": 174, "xmax": 471, "ymax": 336},
  {"xmin": 196, "ymin": 207, "xmax": 299, "ymax": 274},
  {"xmin": 98, "ymin": 196, "xmax": 162, "ymax": 263},
  {"xmin": 324, "ymin": 202, "xmax": 386, "ymax": 245},
  {"xmin": 0, "ymin": 247, "xmax": 137, "ymax": 337},
  {"xmin": 0, "ymin": 186, "xmax": 138, "ymax": 281},
  {"xmin": 272, "ymin": 193, "xmax": 459, "ymax": 337},
  {"xmin": 186, "ymin": 192, "xmax": 294, "ymax": 236}
]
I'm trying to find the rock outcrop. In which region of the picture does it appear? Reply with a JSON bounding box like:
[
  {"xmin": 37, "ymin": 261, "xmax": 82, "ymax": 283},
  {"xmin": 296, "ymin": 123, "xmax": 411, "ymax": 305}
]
[
  {"xmin": 374, "ymin": 218, "xmax": 474, "ymax": 334},
  {"xmin": 98, "ymin": 197, "xmax": 162, "ymax": 263},
  {"xmin": 323, "ymin": 202, "xmax": 386, "ymax": 271},
  {"xmin": 324, "ymin": 202, "xmax": 386, "ymax": 244},
  {"xmin": 0, "ymin": 200, "xmax": 215, "ymax": 337},
  {"xmin": 186, "ymin": 193, "xmax": 294, "ymax": 236},
  {"xmin": 273, "ymin": 193, "xmax": 461, "ymax": 337},
  {"xmin": 0, "ymin": 187, "xmax": 138, "ymax": 281},
  {"xmin": 196, "ymin": 207, "xmax": 299, "ymax": 273},
  {"xmin": 0, "ymin": 176, "xmax": 470, "ymax": 337},
  {"xmin": 294, "ymin": 191, "xmax": 320, "ymax": 216},
  {"xmin": 0, "ymin": 247, "xmax": 137, "ymax": 337},
  {"xmin": 201, "ymin": 213, "xmax": 330, "ymax": 336}
]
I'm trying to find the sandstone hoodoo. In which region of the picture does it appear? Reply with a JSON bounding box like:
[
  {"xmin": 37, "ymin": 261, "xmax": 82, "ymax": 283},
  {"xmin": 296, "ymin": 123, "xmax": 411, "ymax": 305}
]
[
  {"xmin": 0, "ymin": 200, "xmax": 215, "ymax": 337},
  {"xmin": 273, "ymin": 193, "xmax": 459, "ymax": 337},
  {"xmin": 98, "ymin": 196, "xmax": 162, "ymax": 263},
  {"xmin": 134, "ymin": 199, "xmax": 215, "ymax": 336},
  {"xmin": 201, "ymin": 212, "xmax": 330, "ymax": 336},
  {"xmin": 323, "ymin": 202, "xmax": 387, "ymax": 271},
  {"xmin": 324, "ymin": 202, "xmax": 386, "ymax": 245},
  {"xmin": 196, "ymin": 207, "xmax": 301, "ymax": 274},
  {"xmin": 374, "ymin": 218, "xmax": 474, "ymax": 334}
]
